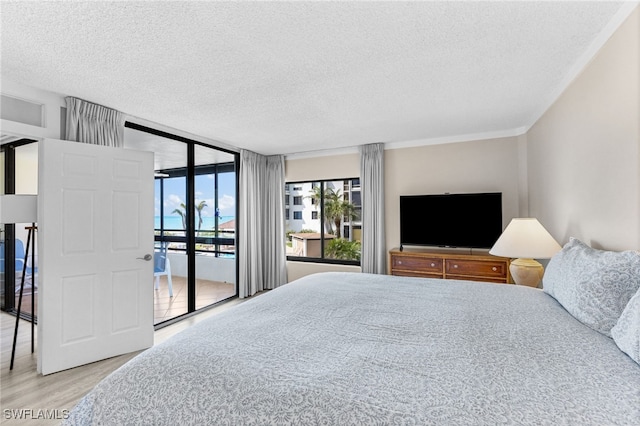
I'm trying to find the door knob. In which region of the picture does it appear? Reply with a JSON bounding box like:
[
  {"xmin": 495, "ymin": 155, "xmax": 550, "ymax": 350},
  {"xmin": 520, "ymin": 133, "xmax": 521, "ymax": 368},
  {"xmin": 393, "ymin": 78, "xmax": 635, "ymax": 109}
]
[{"xmin": 137, "ymin": 254, "xmax": 152, "ymax": 261}]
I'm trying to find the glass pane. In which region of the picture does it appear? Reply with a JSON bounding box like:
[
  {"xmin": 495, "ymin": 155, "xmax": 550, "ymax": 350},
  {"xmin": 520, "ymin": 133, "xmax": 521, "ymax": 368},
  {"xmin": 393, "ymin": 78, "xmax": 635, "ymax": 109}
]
[
  {"xmin": 1, "ymin": 150, "xmax": 4, "ymax": 311},
  {"xmin": 324, "ymin": 179, "xmax": 361, "ymax": 261},
  {"xmin": 194, "ymin": 144, "xmax": 236, "ymax": 310},
  {"xmin": 13, "ymin": 143, "xmax": 39, "ymax": 318},
  {"xmin": 347, "ymin": 178, "xmax": 362, "ymax": 238},
  {"xmin": 286, "ymin": 181, "xmax": 323, "ymax": 258},
  {"xmin": 286, "ymin": 179, "xmax": 361, "ymax": 262},
  {"xmin": 124, "ymin": 127, "xmax": 188, "ymax": 325},
  {"xmin": 217, "ymin": 170, "xmax": 236, "ymax": 257}
]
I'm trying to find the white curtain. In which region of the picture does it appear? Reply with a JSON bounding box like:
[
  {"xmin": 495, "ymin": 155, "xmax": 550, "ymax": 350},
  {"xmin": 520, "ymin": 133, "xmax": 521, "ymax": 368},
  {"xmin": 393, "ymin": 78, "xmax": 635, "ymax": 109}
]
[
  {"xmin": 66, "ymin": 97, "xmax": 124, "ymax": 147},
  {"xmin": 360, "ymin": 143, "xmax": 386, "ymax": 274},
  {"xmin": 239, "ymin": 150, "xmax": 287, "ymax": 298}
]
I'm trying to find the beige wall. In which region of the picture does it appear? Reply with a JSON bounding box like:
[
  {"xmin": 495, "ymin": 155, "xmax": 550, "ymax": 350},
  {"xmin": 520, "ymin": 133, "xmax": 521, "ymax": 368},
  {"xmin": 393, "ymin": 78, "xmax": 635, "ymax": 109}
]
[
  {"xmin": 285, "ymin": 137, "xmax": 523, "ymax": 279},
  {"xmin": 287, "ymin": 261, "xmax": 361, "ymax": 282},
  {"xmin": 285, "ymin": 152, "xmax": 359, "ymax": 182},
  {"xmin": 384, "ymin": 137, "xmax": 522, "ymax": 250},
  {"xmin": 526, "ymin": 7, "xmax": 640, "ymax": 251}
]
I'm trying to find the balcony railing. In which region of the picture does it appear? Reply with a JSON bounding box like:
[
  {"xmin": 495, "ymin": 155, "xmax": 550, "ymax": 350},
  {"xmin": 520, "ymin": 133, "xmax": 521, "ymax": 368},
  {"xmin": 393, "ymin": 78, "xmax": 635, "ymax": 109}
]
[{"xmin": 154, "ymin": 229, "xmax": 236, "ymax": 258}]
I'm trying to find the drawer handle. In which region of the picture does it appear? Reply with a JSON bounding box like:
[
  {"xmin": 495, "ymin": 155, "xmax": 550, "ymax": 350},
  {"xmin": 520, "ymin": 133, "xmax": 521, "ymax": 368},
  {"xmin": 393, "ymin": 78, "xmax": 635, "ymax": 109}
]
[
  {"xmin": 431, "ymin": 263, "xmax": 436, "ymax": 267},
  {"xmin": 453, "ymin": 264, "xmax": 458, "ymax": 269},
  {"xmin": 398, "ymin": 261, "xmax": 402, "ymax": 265},
  {"xmin": 492, "ymin": 267, "xmax": 497, "ymax": 272}
]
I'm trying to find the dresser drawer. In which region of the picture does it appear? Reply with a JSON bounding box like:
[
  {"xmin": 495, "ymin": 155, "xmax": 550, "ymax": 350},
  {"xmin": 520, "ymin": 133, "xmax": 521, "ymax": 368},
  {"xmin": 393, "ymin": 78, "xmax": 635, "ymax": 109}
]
[
  {"xmin": 444, "ymin": 259, "xmax": 507, "ymax": 279},
  {"xmin": 392, "ymin": 255, "xmax": 443, "ymax": 274},
  {"xmin": 392, "ymin": 270, "xmax": 443, "ymax": 279}
]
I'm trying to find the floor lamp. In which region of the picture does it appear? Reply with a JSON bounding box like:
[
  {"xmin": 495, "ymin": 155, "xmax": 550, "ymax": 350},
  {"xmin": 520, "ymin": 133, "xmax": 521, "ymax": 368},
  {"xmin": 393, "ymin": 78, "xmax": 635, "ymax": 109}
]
[{"xmin": 0, "ymin": 195, "xmax": 38, "ymax": 370}]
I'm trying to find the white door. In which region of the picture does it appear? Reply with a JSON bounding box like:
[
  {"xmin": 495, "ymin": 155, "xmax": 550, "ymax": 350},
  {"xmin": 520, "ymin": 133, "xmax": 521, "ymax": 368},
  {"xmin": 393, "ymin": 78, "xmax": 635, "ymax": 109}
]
[{"xmin": 37, "ymin": 139, "xmax": 154, "ymax": 375}]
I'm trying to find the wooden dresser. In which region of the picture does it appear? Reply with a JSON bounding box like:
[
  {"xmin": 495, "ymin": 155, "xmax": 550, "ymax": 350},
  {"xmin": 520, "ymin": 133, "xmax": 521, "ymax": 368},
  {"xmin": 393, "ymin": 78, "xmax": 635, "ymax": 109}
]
[{"xmin": 389, "ymin": 248, "xmax": 512, "ymax": 284}]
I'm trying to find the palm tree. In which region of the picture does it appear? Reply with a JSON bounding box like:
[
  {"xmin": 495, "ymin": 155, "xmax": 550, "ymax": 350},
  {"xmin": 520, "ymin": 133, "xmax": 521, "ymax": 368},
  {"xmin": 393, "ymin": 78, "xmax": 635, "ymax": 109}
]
[
  {"xmin": 307, "ymin": 185, "xmax": 358, "ymax": 238},
  {"xmin": 172, "ymin": 203, "xmax": 187, "ymax": 230},
  {"xmin": 195, "ymin": 200, "xmax": 208, "ymax": 232},
  {"xmin": 307, "ymin": 185, "xmax": 333, "ymax": 234},
  {"xmin": 172, "ymin": 201, "xmax": 209, "ymax": 232},
  {"xmin": 324, "ymin": 188, "xmax": 357, "ymax": 239},
  {"xmin": 306, "ymin": 185, "xmax": 323, "ymax": 211},
  {"xmin": 338, "ymin": 201, "xmax": 358, "ymax": 236}
]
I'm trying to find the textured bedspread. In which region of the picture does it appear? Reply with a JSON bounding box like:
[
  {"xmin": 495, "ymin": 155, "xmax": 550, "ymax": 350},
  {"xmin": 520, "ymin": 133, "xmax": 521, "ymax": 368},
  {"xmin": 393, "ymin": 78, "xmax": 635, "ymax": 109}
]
[{"xmin": 66, "ymin": 272, "xmax": 640, "ymax": 425}]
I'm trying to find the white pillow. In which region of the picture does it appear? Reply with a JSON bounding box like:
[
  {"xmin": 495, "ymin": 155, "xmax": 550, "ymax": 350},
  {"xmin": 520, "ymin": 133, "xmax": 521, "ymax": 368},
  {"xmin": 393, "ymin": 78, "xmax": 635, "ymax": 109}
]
[
  {"xmin": 543, "ymin": 238, "xmax": 640, "ymax": 337},
  {"xmin": 611, "ymin": 288, "xmax": 640, "ymax": 364}
]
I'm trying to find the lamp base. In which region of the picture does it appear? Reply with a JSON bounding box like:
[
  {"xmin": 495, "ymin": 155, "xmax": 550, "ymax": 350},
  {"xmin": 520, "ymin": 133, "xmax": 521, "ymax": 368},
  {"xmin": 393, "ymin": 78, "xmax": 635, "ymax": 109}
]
[{"xmin": 510, "ymin": 258, "xmax": 544, "ymax": 287}]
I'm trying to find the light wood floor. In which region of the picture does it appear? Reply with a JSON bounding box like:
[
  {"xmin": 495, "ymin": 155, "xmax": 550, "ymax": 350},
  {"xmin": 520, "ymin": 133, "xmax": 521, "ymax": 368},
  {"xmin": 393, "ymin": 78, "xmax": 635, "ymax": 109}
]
[{"xmin": 0, "ymin": 297, "xmax": 246, "ymax": 425}]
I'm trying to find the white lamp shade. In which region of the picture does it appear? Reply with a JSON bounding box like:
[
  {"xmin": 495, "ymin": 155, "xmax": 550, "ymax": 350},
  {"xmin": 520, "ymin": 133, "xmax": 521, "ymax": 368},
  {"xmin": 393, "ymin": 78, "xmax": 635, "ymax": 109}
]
[
  {"xmin": 489, "ymin": 218, "xmax": 561, "ymax": 259},
  {"xmin": 0, "ymin": 195, "xmax": 38, "ymax": 223}
]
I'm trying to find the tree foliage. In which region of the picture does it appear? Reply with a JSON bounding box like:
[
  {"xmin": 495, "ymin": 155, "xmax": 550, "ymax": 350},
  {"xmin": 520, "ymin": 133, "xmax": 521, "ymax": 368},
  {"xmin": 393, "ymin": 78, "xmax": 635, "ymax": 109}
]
[
  {"xmin": 172, "ymin": 200, "xmax": 208, "ymax": 231},
  {"xmin": 307, "ymin": 185, "xmax": 357, "ymax": 238},
  {"xmin": 326, "ymin": 238, "xmax": 361, "ymax": 261}
]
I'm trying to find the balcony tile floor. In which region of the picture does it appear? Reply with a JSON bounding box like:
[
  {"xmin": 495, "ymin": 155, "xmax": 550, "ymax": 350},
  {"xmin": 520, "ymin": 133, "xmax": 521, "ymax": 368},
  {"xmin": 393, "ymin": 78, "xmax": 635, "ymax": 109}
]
[{"xmin": 154, "ymin": 276, "xmax": 236, "ymax": 324}]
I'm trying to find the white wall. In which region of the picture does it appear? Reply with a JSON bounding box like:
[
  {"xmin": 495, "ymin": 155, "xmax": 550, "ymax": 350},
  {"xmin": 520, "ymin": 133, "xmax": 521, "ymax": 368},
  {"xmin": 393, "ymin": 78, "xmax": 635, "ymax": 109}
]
[
  {"xmin": 168, "ymin": 253, "xmax": 236, "ymax": 284},
  {"xmin": 526, "ymin": 7, "xmax": 640, "ymax": 251},
  {"xmin": 15, "ymin": 143, "xmax": 38, "ymax": 194},
  {"xmin": 1, "ymin": 78, "xmax": 65, "ymax": 140}
]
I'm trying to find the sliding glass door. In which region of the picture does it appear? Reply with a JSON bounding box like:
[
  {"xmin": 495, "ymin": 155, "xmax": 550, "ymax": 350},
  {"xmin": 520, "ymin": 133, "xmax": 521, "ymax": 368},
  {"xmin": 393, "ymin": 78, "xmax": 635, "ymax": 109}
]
[
  {"xmin": 151, "ymin": 138, "xmax": 189, "ymax": 323},
  {"xmin": 1, "ymin": 140, "xmax": 39, "ymax": 321},
  {"xmin": 124, "ymin": 124, "xmax": 238, "ymax": 326},
  {"xmin": 193, "ymin": 144, "xmax": 237, "ymax": 309}
]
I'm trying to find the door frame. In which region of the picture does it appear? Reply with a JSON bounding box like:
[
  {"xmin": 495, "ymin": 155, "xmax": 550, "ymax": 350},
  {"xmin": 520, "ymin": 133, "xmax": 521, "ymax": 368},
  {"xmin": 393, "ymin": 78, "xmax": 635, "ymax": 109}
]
[
  {"xmin": 1, "ymin": 138, "xmax": 38, "ymax": 317},
  {"xmin": 124, "ymin": 122, "xmax": 240, "ymax": 327}
]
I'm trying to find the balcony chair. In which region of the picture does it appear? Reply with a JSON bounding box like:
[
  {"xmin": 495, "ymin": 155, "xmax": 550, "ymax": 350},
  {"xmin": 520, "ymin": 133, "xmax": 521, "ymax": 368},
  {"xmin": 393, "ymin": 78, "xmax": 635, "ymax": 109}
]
[
  {"xmin": 0, "ymin": 239, "xmax": 37, "ymax": 277},
  {"xmin": 154, "ymin": 243, "xmax": 173, "ymax": 298}
]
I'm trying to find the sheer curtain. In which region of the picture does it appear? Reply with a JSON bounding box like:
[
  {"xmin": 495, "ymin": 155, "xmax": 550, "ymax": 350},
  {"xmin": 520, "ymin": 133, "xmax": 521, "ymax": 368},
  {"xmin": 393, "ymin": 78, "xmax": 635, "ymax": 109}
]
[
  {"xmin": 66, "ymin": 97, "xmax": 124, "ymax": 147},
  {"xmin": 239, "ymin": 150, "xmax": 287, "ymax": 298},
  {"xmin": 360, "ymin": 143, "xmax": 386, "ymax": 274}
]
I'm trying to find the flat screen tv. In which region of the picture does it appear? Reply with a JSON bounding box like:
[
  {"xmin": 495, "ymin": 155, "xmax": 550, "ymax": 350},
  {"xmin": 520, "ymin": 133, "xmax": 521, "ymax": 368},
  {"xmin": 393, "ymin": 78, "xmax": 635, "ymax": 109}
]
[{"xmin": 400, "ymin": 192, "xmax": 502, "ymax": 249}]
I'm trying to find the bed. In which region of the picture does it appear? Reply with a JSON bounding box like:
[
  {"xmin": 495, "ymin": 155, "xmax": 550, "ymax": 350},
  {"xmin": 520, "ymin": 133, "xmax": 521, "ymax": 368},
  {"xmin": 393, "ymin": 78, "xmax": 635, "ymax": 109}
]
[{"xmin": 65, "ymin": 242, "xmax": 640, "ymax": 425}]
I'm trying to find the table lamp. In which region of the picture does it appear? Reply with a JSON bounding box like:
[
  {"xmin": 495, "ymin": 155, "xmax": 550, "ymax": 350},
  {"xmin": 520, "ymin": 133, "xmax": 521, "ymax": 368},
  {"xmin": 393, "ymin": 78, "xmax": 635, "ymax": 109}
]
[
  {"xmin": 0, "ymin": 194, "xmax": 38, "ymax": 370},
  {"xmin": 489, "ymin": 218, "xmax": 561, "ymax": 287}
]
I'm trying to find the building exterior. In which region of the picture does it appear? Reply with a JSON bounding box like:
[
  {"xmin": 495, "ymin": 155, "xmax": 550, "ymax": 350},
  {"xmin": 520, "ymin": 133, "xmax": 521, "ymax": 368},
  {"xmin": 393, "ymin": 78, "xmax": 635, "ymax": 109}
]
[{"xmin": 285, "ymin": 179, "xmax": 362, "ymax": 243}]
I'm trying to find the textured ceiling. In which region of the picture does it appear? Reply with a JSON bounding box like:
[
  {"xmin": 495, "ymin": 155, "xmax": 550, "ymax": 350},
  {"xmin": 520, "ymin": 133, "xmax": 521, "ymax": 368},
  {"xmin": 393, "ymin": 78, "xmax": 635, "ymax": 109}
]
[{"xmin": 0, "ymin": 1, "xmax": 633, "ymax": 156}]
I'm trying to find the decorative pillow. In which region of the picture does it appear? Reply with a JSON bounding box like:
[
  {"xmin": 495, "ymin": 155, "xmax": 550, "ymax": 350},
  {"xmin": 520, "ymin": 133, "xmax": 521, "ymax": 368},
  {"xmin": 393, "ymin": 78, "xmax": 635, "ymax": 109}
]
[
  {"xmin": 543, "ymin": 238, "xmax": 640, "ymax": 337},
  {"xmin": 611, "ymin": 288, "xmax": 640, "ymax": 364}
]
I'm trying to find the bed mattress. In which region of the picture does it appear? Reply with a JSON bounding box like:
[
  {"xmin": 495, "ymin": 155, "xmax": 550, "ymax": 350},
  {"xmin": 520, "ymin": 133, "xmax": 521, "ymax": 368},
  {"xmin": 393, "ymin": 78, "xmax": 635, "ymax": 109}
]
[{"xmin": 65, "ymin": 272, "xmax": 640, "ymax": 425}]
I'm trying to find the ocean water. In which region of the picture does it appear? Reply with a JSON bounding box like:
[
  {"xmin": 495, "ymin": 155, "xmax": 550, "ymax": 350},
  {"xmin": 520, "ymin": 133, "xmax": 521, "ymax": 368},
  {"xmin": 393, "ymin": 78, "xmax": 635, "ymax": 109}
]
[{"xmin": 155, "ymin": 216, "xmax": 234, "ymax": 231}]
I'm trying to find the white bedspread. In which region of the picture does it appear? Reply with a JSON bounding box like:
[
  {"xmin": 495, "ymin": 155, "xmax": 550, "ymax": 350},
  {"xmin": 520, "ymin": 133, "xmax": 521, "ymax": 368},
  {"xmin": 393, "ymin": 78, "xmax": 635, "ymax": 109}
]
[{"xmin": 65, "ymin": 272, "xmax": 640, "ymax": 425}]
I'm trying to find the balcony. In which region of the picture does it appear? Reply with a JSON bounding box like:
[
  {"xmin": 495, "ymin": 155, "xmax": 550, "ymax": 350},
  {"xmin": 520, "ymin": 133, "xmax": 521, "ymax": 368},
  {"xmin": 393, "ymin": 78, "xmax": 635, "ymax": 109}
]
[{"xmin": 153, "ymin": 229, "xmax": 237, "ymax": 325}]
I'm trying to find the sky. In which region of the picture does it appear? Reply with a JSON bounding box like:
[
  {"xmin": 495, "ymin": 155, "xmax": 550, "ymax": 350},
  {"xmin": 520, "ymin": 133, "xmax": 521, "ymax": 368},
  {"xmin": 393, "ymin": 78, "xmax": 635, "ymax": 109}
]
[{"xmin": 155, "ymin": 172, "xmax": 236, "ymax": 221}]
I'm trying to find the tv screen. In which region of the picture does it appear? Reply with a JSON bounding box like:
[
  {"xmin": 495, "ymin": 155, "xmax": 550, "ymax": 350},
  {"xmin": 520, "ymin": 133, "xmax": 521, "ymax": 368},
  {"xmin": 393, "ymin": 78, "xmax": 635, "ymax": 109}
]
[{"xmin": 400, "ymin": 192, "xmax": 502, "ymax": 249}]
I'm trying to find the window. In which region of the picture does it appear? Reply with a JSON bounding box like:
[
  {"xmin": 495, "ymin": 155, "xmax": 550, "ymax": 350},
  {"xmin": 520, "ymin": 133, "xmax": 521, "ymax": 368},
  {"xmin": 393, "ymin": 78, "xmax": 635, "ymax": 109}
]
[
  {"xmin": 285, "ymin": 178, "xmax": 361, "ymax": 264},
  {"xmin": 124, "ymin": 122, "xmax": 239, "ymax": 327}
]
